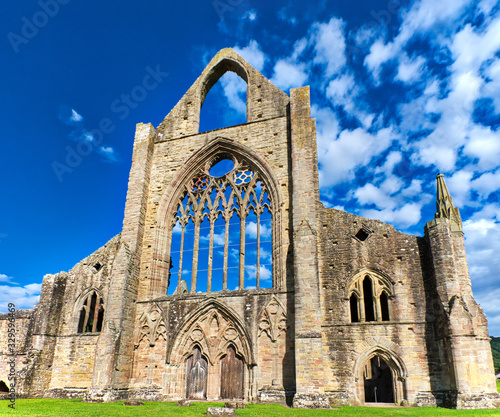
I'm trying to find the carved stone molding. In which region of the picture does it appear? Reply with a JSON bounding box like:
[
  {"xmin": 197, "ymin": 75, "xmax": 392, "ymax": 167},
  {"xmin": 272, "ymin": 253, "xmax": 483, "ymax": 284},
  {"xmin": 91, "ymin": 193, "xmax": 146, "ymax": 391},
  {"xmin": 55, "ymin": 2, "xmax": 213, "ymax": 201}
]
[
  {"xmin": 133, "ymin": 303, "xmax": 167, "ymax": 348},
  {"xmin": 258, "ymin": 297, "xmax": 287, "ymax": 342}
]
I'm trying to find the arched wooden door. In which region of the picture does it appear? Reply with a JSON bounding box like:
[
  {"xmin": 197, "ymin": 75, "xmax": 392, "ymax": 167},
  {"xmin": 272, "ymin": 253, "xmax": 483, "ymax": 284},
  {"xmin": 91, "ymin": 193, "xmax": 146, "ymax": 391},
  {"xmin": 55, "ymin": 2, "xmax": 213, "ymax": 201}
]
[
  {"xmin": 220, "ymin": 345, "xmax": 244, "ymax": 399},
  {"xmin": 186, "ymin": 346, "xmax": 208, "ymax": 399}
]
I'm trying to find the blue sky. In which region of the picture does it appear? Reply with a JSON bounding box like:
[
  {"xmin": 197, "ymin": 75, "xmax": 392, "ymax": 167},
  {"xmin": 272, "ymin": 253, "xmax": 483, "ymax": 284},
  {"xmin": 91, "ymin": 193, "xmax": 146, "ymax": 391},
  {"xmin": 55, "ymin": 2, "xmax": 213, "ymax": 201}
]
[{"xmin": 1, "ymin": 0, "xmax": 500, "ymax": 333}]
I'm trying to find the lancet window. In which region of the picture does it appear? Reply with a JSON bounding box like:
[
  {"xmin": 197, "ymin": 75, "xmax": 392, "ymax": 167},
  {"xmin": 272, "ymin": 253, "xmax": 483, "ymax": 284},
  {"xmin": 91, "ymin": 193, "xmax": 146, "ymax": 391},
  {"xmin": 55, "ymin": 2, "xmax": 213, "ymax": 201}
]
[
  {"xmin": 168, "ymin": 154, "xmax": 273, "ymax": 294},
  {"xmin": 77, "ymin": 290, "xmax": 104, "ymax": 333},
  {"xmin": 349, "ymin": 274, "xmax": 392, "ymax": 323}
]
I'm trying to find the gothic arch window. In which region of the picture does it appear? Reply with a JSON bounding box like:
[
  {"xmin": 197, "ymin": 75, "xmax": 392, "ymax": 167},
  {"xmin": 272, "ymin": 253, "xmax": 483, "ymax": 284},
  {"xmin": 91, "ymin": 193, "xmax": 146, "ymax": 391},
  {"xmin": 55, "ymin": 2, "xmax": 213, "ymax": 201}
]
[
  {"xmin": 168, "ymin": 153, "xmax": 273, "ymax": 294},
  {"xmin": 380, "ymin": 291, "xmax": 390, "ymax": 322},
  {"xmin": 348, "ymin": 272, "xmax": 392, "ymax": 323},
  {"xmin": 363, "ymin": 276, "xmax": 375, "ymax": 322},
  {"xmin": 350, "ymin": 293, "xmax": 360, "ymax": 323},
  {"xmin": 77, "ymin": 290, "xmax": 104, "ymax": 333},
  {"xmin": 199, "ymin": 58, "xmax": 249, "ymax": 134}
]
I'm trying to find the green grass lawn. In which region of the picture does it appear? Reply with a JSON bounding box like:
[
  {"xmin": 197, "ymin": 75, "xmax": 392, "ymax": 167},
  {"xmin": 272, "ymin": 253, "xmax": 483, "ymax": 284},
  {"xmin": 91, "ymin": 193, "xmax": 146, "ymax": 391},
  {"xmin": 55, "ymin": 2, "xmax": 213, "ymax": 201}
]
[{"xmin": 3, "ymin": 400, "xmax": 500, "ymax": 417}]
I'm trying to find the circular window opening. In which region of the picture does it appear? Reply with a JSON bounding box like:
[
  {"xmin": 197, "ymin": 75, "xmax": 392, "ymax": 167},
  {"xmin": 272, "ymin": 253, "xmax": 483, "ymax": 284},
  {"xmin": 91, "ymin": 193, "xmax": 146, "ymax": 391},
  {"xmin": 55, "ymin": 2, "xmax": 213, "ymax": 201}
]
[{"xmin": 209, "ymin": 158, "xmax": 235, "ymax": 178}]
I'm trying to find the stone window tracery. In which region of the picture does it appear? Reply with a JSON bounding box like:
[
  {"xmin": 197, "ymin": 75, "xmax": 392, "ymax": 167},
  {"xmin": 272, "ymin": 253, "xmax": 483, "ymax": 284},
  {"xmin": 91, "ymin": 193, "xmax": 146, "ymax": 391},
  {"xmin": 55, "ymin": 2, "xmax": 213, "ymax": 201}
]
[
  {"xmin": 348, "ymin": 273, "xmax": 392, "ymax": 323},
  {"xmin": 77, "ymin": 290, "xmax": 104, "ymax": 333},
  {"xmin": 168, "ymin": 154, "xmax": 273, "ymax": 294}
]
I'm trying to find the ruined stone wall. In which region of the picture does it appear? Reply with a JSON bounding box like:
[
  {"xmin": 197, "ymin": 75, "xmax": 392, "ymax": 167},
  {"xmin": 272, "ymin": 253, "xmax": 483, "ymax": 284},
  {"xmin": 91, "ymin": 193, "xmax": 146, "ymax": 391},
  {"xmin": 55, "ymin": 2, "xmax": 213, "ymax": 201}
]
[
  {"xmin": 0, "ymin": 310, "xmax": 34, "ymax": 394},
  {"xmin": 19, "ymin": 235, "xmax": 123, "ymax": 395},
  {"xmin": 318, "ymin": 207, "xmax": 442, "ymax": 406}
]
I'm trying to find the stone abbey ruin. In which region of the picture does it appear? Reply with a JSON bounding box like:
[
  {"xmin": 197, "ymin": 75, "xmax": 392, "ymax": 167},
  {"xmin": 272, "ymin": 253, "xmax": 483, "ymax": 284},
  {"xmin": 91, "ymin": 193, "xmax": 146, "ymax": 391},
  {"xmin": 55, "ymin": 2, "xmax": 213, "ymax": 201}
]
[{"xmin": 1, "ymin": 49, "xmax": 499, "ymax": 408}]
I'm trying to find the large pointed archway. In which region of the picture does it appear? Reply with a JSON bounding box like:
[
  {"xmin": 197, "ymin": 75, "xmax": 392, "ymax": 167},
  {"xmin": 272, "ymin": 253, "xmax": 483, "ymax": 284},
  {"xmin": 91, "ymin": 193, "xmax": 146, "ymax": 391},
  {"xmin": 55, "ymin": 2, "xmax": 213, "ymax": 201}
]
[
  {"xmin": 354, "ymin": 346, "xmax": 407, "ymax": 405},
  {"xmin": 166, "ymin": 299, "xmax": 254, "ymax": 400},
  {"xmin": 363, "ymin": 355, "xmax": 394, "ymax": 403}
]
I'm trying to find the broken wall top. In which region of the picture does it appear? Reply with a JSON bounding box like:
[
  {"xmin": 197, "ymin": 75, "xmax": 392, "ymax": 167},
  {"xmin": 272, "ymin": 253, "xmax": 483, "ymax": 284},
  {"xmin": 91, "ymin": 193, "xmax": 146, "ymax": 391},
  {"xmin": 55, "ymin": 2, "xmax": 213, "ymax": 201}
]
[{"xmin": 156, "ymin": 48, "xmax": 290, "ymax": 141}]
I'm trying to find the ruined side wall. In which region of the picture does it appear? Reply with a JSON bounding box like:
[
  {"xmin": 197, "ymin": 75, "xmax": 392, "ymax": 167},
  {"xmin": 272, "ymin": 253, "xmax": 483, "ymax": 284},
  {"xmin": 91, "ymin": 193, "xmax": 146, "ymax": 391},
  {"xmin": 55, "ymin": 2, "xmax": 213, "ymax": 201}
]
[
  {"xmin": 52, "ymin": 234, "xmax": 122, "ymax": 337},
  {"xmin": 318, "ymin": 207, "xmax": 440, "ymax": 406},
  {"xmin": 0, "ymin": 310, "xmax": 34, "ymax": 395}
]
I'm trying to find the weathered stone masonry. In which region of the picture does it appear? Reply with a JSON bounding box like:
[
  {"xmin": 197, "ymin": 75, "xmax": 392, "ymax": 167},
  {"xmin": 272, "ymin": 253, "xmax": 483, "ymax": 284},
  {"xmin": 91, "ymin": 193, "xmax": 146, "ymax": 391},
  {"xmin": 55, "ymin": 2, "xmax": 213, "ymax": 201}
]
[{"xmin": 1, "ymin": 48, "xmax": 498, "ymax": 409}]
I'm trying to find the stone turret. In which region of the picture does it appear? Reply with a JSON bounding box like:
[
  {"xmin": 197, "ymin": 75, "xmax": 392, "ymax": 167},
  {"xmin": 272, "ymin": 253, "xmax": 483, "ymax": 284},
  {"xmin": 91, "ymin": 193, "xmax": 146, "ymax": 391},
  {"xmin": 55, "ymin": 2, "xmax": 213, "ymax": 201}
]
[{"xmin": 425, "ymin": 174, "xmax": 499, "ymax": 409}]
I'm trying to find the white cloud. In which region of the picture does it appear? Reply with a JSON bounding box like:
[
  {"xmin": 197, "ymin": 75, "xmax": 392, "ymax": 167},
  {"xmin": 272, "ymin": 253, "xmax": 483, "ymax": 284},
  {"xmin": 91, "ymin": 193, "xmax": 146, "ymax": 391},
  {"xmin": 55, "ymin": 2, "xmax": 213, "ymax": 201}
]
[
  {"xmin": 445, "ymin": 170, "xmax": 474, "ymax": 207},
  {"xmin": 0, "ymin": 283, "xmax": 42, "ymax": 313},
  {"xmin": 245, "ymin": 221, "xmax": 271, "ymax": 239},
  {"xmin": 364, "ymin": 0, "xmax": 471, "ymax": 79},
  {"xmin": 361, "ymin": 202, "xmax": 423, "ymax": 229},
  {"xmin": 311, "ymin": 17, "xmax": 346, "ymax": 78},
  {"xmin": 98, "ymin": 146, "xmax": 117, "ymax": 162},
  {"xmin": 220, "ymin": 72, "xmax": 247, "ymax": 114},
  {"xmin": 233, "ymin": 40, "xmax": 266, "ymax": 72},
  {"xmin": 271, "ymin": 60, "xmax": 308, "ymax": 91},
  {"xmin": 364, "ymin": 40, "xmax": 397, "ymax": 81},
  {"xmin": 400, "ymin": 179, "xmax": 424, "ymax": 198},
  {"xmin": 463, "ymin": 126, "xmax": 500, "ymax": 171},
  {"xmin": 471, "ymin": 170, "xmax": 500, "ymax": 199},
  {"xmin": 463, "ymin": 210, "xmax": 500, "ymax": 308},
  {"xmin": 318, "ymin": 127, "xmax": 396, "ymax": 187},
  {"xmin": 245, "ymin": 265, "xmax": 272, "ymax": 281},
  {"xmin": 0, "ymin": 274, "xmax": 15, "ymax": 284},
  {"xmin": 312, "ymin": 104, "xmax": 340, "ymax": 148},
  {"xmin": 451, "ymin": 17, "xmax": 500, "ymax": 76},
  {"xmin": 355, "ymin": 183, "xmax": 391, "ymax": 209},
  {"xmin": 395, "ymin": 54, "xmax": 426, "ymax": 84},
  {"xmin": 375, "ymin": 151, "xmax": 402, "ymax": 176},
  {"xmin": 70, "ymin": 109, "xmax": 83, "ymax": 123},
  {"xmin": 326, "ymin": 73, "xmax": 374, "ymax": 128},
  {"xmin": 245, "ymin": 10, "xmax": 256, "ymax": 21},
  {"xmin": 200, "ymin": 231, "xmax": 226, "ymax": 246},
  {"xmin": 484, "ymin": 58, "xmax": 500, "ymax": 113}
]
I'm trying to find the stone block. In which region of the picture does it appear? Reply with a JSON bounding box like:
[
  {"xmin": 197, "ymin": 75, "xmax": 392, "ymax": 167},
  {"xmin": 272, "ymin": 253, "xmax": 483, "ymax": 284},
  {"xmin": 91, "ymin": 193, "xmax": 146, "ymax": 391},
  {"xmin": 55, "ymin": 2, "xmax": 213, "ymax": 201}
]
[{"xmin": 207, "ymin": 407, "xmax": 235, "ymax": 416}]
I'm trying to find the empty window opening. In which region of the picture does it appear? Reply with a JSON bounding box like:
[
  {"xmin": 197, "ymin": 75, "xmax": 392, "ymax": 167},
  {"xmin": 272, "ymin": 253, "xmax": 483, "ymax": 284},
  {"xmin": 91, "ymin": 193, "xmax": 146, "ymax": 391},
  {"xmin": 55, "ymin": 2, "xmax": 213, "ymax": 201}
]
[
  {"xmin": 209, "ymin": 157, "xmax": 235, "ymax": 178},
  {"xmin": 77, "ymin": 291, "xmax": 104, "ymax": 333},
  {"xmin": 355, "ymin": 228, "xmax": 370, "ymax": 242},
  {"xmin": 348, "ymin": 272, "xmax": 393, "ymax": 323},
  {"xmin": 199, "ymin": 71, "xmax": 247, "ymax": 133},
  {"xmin": 93, "ymin": 262, "xmax": 102, "ymax": 272},
  {"xmin": 363, "ymin": 277, "xmax": 375, "ymax": 322},
  {"xmin": 168, "ymin": 156, "xmax": 273, "ymax": 295},
  {"xmin": 364, "ymin": 356, "xmax": 394, "ymax": 403},
  {"xmin": 380, "ymin": 291, "xmax": 390, "ymax": 321},
  {"xmin": 350, "ymin": 294, "xmax": 359, "ymax": 323},
  {"xmin": 0, "ymin": 380, "xmax": 9, "ymax": 393}
]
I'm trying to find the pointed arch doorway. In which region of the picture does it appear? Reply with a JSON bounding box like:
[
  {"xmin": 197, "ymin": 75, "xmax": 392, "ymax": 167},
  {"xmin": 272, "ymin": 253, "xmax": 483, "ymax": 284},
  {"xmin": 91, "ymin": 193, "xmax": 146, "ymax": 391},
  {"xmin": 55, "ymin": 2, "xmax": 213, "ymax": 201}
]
[
  {"xmin": 220, "ymin": 345, "xmax": 244, "ymax": 399},
  {"xmin": 363, "ymin": 356, "xmax": 394, "ymax": 403},
  {"xmin": 186, "ymin": 346, "xmax": 208, "ymax": 400}
]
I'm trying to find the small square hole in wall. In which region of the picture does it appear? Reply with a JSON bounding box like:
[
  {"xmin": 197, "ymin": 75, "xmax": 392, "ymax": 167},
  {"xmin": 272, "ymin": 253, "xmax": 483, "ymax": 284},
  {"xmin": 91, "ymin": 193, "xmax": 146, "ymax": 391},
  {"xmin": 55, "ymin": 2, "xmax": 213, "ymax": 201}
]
[
  {"xmin": 93, "ymin": 262, "xmax": 102, "ymax": 272},
  {"xmin": 355, "ymin": 228, "xmax": 370, "ymax": 242},
  {"xmin": 353, "ymin": 224, "xmax": 372, "ymax": 242}
]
